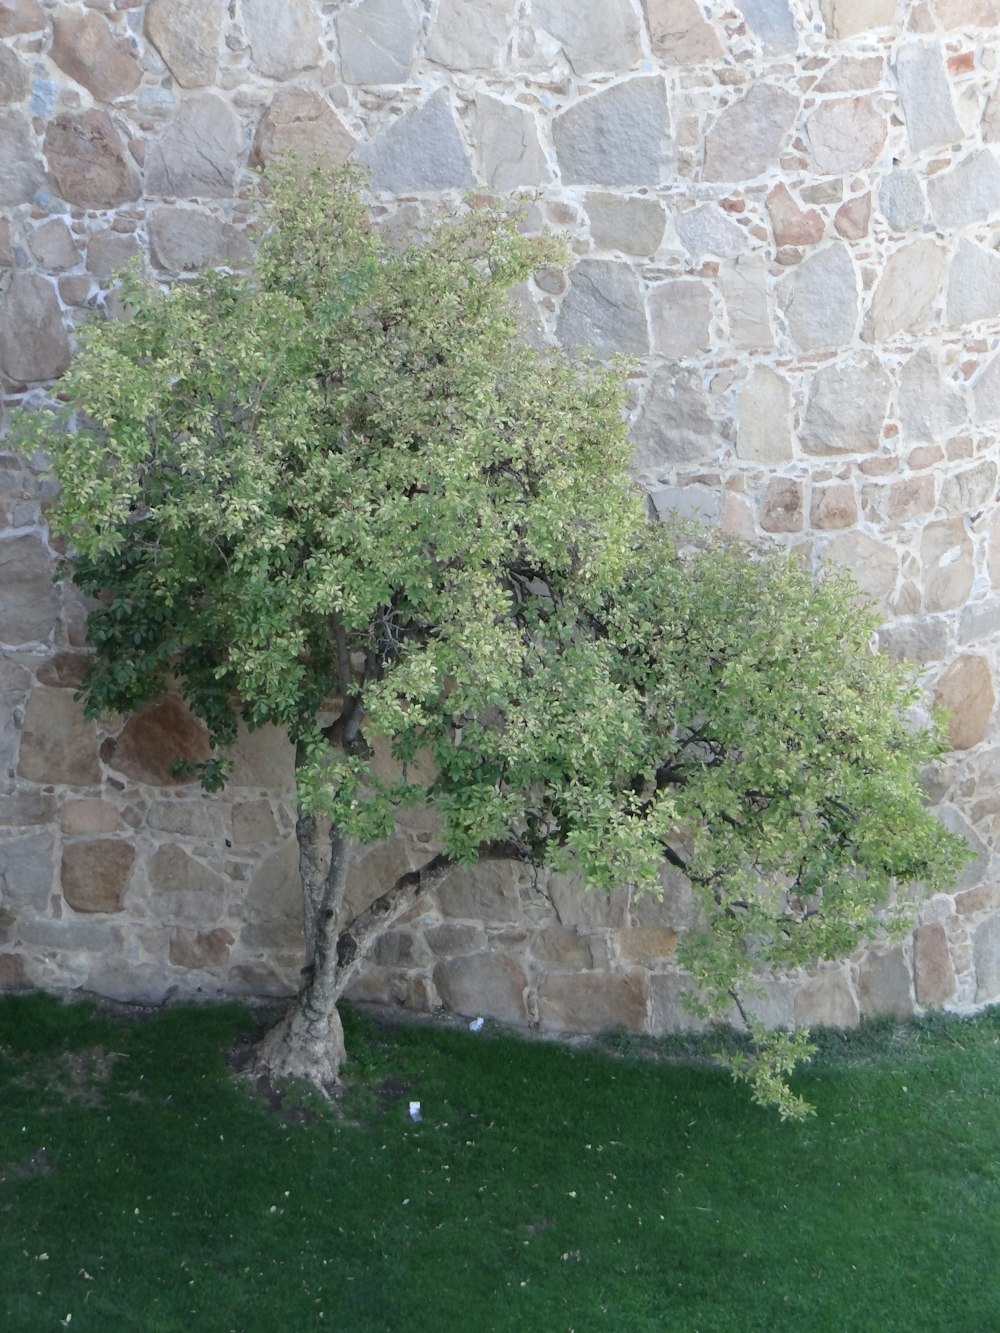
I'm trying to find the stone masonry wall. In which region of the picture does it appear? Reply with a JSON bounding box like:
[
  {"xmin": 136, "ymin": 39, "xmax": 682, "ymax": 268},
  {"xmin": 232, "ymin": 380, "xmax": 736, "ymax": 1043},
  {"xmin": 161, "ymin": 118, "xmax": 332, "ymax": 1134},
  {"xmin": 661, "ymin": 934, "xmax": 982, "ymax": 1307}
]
[{"xmin": 3, "ymin": 0, "xmax": 1000, "ymax": 1035}]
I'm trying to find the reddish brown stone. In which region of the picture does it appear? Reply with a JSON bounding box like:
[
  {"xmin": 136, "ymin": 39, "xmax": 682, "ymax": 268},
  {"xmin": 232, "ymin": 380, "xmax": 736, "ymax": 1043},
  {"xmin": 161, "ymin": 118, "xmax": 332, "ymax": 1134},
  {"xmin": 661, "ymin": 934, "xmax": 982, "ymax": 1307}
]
[
  {"xmin": 36, "ymin": 652, "xmax": 91, "ymax": 689},
  {"xmin": 935, "ymin": 654, "xmax": 995, "ymax": 750},
  {"xmin": 888, "ymin": 475, "xmax": 935, "ymax": 521},
  {"xmin": 251, "ymin": 90, "xmax": 354, "ymax": 169},
  {"xmin": 766, "ymin": 184, "xmax": 824, "ymax": 247},
  {"xmin": 0, "ymin": 952, "xmax": 31, "ymax": 989},
  {"xmin": 59, "ymin": 799, "xmax": 120, "ymax": 835},
  {"xmin": 955, "ymin": 881, "xmax": 1000, "ymax": 914},
  {"xmin": 44, "ymin": 111, "xmax": 141, "ymax": 210},
  {"xmin": 50, "ymin": 11, "xmax": 142, "ymax": 102},
  {"xmin": 538, "ymin": 970, "xmax": 648, "ymax": 1033},
  {"xmin": 0, "ymin": 0, "xmax": 45, "ymax": 36},
  {"xmin": 105, "ymin": 697, "xmax": 211, "ymax": 785},
  {"xmin": 61, "ymin": 839, "xmax": 134, "ymax": 913},
  {"xmin": 760, "ymin": 477, "xmax": 803, "ymax": 533},
  {"xmin": 834, "ymin": 192, "xmax": 871, "ymax": 239},
  {"xmin": 617, "ymin": 927, "xmax": 678, "ymax": 964},
  {"xmin": 810, "ymin": 482, "xmax": 857, "ymax": 530},
  {"xmin": 913, "ymin": 923, "xmax": 956, "ymax": 1006}
]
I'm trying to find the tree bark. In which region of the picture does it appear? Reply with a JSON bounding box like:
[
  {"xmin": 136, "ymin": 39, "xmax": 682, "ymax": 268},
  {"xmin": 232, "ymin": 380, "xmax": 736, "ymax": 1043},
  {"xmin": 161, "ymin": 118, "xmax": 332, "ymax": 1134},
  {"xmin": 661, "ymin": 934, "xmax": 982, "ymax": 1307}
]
[{"xmin": 247, "ymin": 830, "xmax": 528, "ymax": 1092}]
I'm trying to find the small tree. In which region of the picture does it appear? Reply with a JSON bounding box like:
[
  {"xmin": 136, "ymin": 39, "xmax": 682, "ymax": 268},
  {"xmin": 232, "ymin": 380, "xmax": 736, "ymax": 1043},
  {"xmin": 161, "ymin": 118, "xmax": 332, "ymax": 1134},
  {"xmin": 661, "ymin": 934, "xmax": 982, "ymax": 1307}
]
[{"xmin": 31, "ymin": 169, "xmax": 964, "ymax": 1114}]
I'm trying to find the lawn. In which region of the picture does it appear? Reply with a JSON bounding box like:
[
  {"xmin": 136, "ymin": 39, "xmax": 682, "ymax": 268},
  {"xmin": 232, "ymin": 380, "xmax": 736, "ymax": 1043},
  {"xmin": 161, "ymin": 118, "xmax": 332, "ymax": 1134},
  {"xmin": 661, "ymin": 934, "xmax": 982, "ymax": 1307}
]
[{"xmin": 1, "ymin": 993, "xmax": 998, "ymax": 1332}]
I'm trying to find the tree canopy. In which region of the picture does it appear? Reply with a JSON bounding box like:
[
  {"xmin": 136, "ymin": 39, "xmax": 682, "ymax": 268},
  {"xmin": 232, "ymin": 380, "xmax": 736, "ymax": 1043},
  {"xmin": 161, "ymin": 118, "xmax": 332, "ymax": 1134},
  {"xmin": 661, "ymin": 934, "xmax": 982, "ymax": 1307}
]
[{"xmin": 30, "ymin": 167, "xmax": 967, "ymax": 1115}]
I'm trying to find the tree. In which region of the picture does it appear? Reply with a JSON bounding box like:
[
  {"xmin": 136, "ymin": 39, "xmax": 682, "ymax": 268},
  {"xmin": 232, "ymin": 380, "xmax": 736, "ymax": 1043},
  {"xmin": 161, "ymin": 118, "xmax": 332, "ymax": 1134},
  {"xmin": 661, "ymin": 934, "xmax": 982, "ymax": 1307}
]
[{"xmin": 29, "ymin": 168, "xmax": 966, "ymax": 1115}]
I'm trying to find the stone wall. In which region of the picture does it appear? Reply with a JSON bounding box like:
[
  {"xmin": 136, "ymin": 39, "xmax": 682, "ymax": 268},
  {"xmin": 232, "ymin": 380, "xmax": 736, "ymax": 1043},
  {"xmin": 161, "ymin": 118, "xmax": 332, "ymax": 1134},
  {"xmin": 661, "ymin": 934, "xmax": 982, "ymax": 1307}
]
[{"xmin": 2, "ymin": 0, "xmax": 1000, "ymax": 1034}]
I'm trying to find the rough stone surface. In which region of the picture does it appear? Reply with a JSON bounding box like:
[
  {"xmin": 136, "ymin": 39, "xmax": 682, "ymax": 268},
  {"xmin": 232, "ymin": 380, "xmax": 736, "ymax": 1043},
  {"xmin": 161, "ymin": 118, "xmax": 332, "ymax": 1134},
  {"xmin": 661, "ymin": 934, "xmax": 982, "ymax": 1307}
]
[
  {"xmin": 87, "ymin": 229, "xmax": 142, "ymax": 280},
  {"xmin": 0, "ymin": 45, "xmax": 29, "ymax": 104},
  {"xmin": 649, "ymin": 280, "xmax": 712, "ymax": 358},
  {"xmin": 557, "ymin": 260, "xmax": 649, "ymax": 357},
  {"xmin": 0, "ymin": 832, "xmax": 54, "ymax": 910},
  {"xmin": 922, "ymin": 519, "xmax": 975, "ymax": 614},
  {"xmin": 793, "ymin": 971, "xmax": 860, "ymax": 1026},
  {"xmin": 633, "ymin": 368, "xmax": 716, "ymax": 469},
  {"xmin": 720, "ymin": 261, "xmax": 772, "ymax": 350},
  {"xmin": 766, "ymin": 184, "xmax": 824, "ymax": 247},
  {"xmin": 338, "ymin": 0, "xmax": 421, "ymax": 84},
  {"xmin": 947, "ymin": 239, "xmax": 1000, "ymax": 327},
  {"xmin": 878, "ymin": 169, "xmax": 926, "ymax": 230},
  {"xmin": 18, "ymin": 689, "xmax": 100, "ymax": 786},
  {"xmin": 0, "ymin": 0, "xmax": 45, "ymax": 35},
  {"xmin": 644, "ymin": 0, "xmax": 723, "ymax": 63},
  {"xmin": 169, "ymin": 927, "xmax": 233, "ymax": 969},
  {"xmin": 242, "ymin": 0, "xmax": 322, "ymax": 80},
  {"xmin": 146, "ymin": 95, "xmax": 241, "ymax": 199},
  {"xmin": 823, "ymin": 530, "xmax": 897, "ymax": 602},
  {"xmin": 897, "ymin": 350, "xmax": 966, "ymax": 441},
  {"xmin": 50, "ymin": 11, "xmax": 142, "ymax": 103},
  {"xmin": 834, "ymin": 193, "xmax": 871, "ymax": 240},
  {"xmin": 532, "ymin": 0, "xmax": 642, "ymax": 76},
  {"xmin": 587, "ymin": 194, "xmax": 665, "ymax": 255},
  {"xmin": 859, "ymin": 948, "xmax": 913, "ymax": 1018},
  {"xmin": 736, "ymin": 365, "xmax": 792, "ymax": 462},
  {"xmin": 554, "ymin": 78, "xmax": 668, "ymax": 187},
  {"xmin": 649, "ymin": 973, "xmax": 709, "ymax": 1032},
  {"xmin": 145, "ymin": 0, "xmax": 223, "ymax": 88},
  {"xmin": 935, "ymin": 654, "xmax": 995, "ymax": 749},
  {"xmin": 426, "ymin": 0, "xmax": 515, "ymax": 72},
  {"xmin": 703, "ymin": 85, "xmax": 797, "ymax": 183},
  {"xmin": 537, "ymin": 970, "xmax": 647, "ymax": 1033},
  {"xmin": 434, "ymin": 955, "xmax": 527, "ymax": 1024},
  {"xmin": 974, "ymin": 915, "xmax": 1000, "ymax": 1002},
  {"xmin": 760, "ymin": 476, "xmax": 802, "ymax": 532},
  {"xmin": 44, "ymin": 111, "xmax": 141, "ymax": 209},
  {"xmin": 738, "ymin": 0, "xmax": 797, "ymax": 52},
  {"xmin": 437, "ymin": 861, "xmax": 523, "ymax": 923},
  {"xmin": 251, "ymin": 90, "xmax": 355, "ymax": 170},
  {"xmin": 864, "ymin": 240, "xmax": 946, "ymax": 342},
  {"xmin": 0, "ymin": 275, "xmax": 71, "ymax": 384},
  {"xmin": 362, "ymin": 89, "xmax": 474, "ymax": 192},
  {"xmin": 811, "ymin": 482, "xmax": 858, "ymax": 530},
  {"xmin": 913, "ymin": 923, "xmax": 956, "ymax": 1006},
  {"xmin": 28, "ymin": 219, "xmax": 78, "ymax": 272},
  {"xmin": 104, "ymin": 698, "xmax": 211, "ymax": 786},
  {"xmin": 894, "ymin": 42, "xmax": 963, "ymax": 153},
  {"xmin": 0, "ymin": 535, "xmax": 61, "ymax": 643},
  {"xmin": 800, "ymin": 356, "xmax": 891, "ymax": 455},
  {"xmin": 472, "ymin": 94, "xmax": 550, "ymax": 192},
  {"xmin": 806, "ymin": 98, "xmax": 886, "ymax": 175},
  {"xmin": 675, "ymin": 204, "xmax": 745, "ymax": 259},
  {"xmin": 928, "ymin": 150, "xmax": 1000, "ymax": 230},
  {"xmin": 148, "ymin": 208, "xmax": 251, "ymax": 274},
  {"xmin": 778, "ymin": 244, "xmax": 858, "ymax": 351},
  {"xmin": 61, "ymin": 840, "xmax": 135, "ymax": 914}
]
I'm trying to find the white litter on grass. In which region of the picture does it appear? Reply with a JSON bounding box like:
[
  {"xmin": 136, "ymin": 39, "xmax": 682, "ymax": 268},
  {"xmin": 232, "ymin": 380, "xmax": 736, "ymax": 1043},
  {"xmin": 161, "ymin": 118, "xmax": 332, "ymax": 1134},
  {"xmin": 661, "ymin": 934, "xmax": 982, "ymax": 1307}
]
[
  {"xmin": 469, "ymin": 1017, "xmax": 485, "ymax": 1033},
  {"xmin": 408, "ymin": 1101, "xmax": 422, "ymax": 1122}
]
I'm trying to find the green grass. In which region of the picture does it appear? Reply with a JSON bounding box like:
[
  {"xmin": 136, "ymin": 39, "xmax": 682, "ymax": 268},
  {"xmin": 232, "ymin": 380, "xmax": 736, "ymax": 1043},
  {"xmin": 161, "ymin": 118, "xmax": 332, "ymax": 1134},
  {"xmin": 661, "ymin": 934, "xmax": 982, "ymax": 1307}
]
[{"xmin": 1, "ymin": 995, "xmax": 999, "ymax": 1332}]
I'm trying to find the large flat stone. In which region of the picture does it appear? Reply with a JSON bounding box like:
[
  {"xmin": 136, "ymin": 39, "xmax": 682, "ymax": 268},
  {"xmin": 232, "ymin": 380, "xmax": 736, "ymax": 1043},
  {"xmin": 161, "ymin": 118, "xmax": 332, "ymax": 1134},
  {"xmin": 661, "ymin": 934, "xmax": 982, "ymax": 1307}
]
[
  {"xmin": 934, "ymin": 654, "xmax": 994, "ymax": 749},
  {"xmin": 632, "ymin": 367, "xmax": 716, "ymax": 470},
  {"xmin": 537, "ymin": 970, "xmax": 647, "ymax": 1033},
  {"xmin": 878, "ymin": 169, "xmax": 926, "ymax": 231},
  {"xmin": 897, "ymin": 349, "xmax": 966, "ymax": 441},
  {"xmin": 104, "ymin": 697, "xmax": 211, "ymax": 786},
  {"xmin": 675, "ymin": 203, "xmax": 745, "ymax": 259},
  {"xmin": 50, "ymin": 10, "xmax": 142, "ymax": 102},
  {"xmin": 778, "ymin": 243, "xmax": 858, "ymax": 351},
  {"xmin": 337, "ymin": 0, "xmax": 421, "ymax": 84},
  {"xmin": 425, "ymin": 0, "xmax": 516, "ymax": 72},
  {"xmin": 974, "ymin": 914, "xmax": 1000, "ymax": 1003},
  {"xmin": 44, "ymin": 110, "xmax": 140, "ymax": 209},
  {"xmin": 644, "ymin": 0, "xmax": 723, "ymax": 62},
  {"xmin": 703, "ymin": 85, "xmax": 798, "ymax": 183},
  {"xmin": 145, "ymin": 0, "xmax": 223, "ymax": 88},
  {"xmin": 146, "ymin": 95, "xmax": 241, "ymax": 199},
  {"xmin": 720, "ymin": 260, "xmax": 772, "ymax": 350},
  {"xmin": 793, "ymin": 970, "xmax": 860, "ymax": 1027},
  {"xmin": 0, "ymin": 534, "xmax": 61, "ymax": 644},
  {"xmin": 940, "ymin": 460, "xmax": 996, "ymax": 516},
  {"xmin": 251, "ymin": 90, "xmax": 355, "ymax": 171},
  {"xmin": 149, "ymin": 844, "xmax": 227, "ymax": 918},
  {"xmin": 800, "ymin": 355, "xmax": 891, "ymax": 455},
  {"xmin": 738, "ymin": 0, "xmax": 797, "ymax": 52},
  {"xmin": 28, "ymin": 219, "xmax": 78, "ymax": 271},
  {"xmin": 0, "ymin": 831, "xmax": 55, "ymax": 909},
  {"xmin": 244, "ymin": 838, "xmax": 300, "ymax": 922},
  {"xmin": 948, "ymin": 239, "xmax": 1000, "ymax": 326},
  {"xmin": 0, "ymin": 0, "xmax": 46, "ymax": 36},
  {"xmin": 61, "ymin": 839, "xmax": 134, "ymax": 914},
  {"xmin": 433, "ymin": 954, "xmax": 528, "ymax": 1025},
  {"xmin": 532, "ymin": 0, "xmax": 642, "ymax": 76},
  {"xmin": 19, "ymin": 687, "xmax": 100, "ymax": 785},
  {"xmin": 928, "ymin": 150, "xmax": 1000, "ymax": 229},
  {"xmin": 822, "ymin": 530, "xmax": 898, "ymax": 603},
  {"xmin": 0, "ymin": 109, "xmax": 45, "ymax": 207},
  {"xmin": 557, "ymin": 259, "xmax": 649, "ymax": 357},
  {"xmin": 587, "ymin": 194, "xmax": 665, "ymax": 255},
  {"xmin": 736, "ymin": 365, "xmax": 792, "ymax": 462},
  {"xmin": 472, "ymin": 94, "xmax": 550, "ymax": 191},
  {"xmin": 806, "ymin": 97, "xmax": 886, "ymax": 174},
  {"xmin": 893, "ymin": 42, "xmax": 962, "ymax": 153},
  {"xmin": 148, "ymin": 207, "xmax": 252, "ymax": 273},
  {"xmin": 859, "ymin": 947, "xmax": 913, "ymax": 1018},
  {"xmin": 649, "ymin": 279, "xmax": 712, "ymax": 358},
  {"xmin": 242, "ymin": 0, "xmax": 322, "ymax": 80},
  {"xmin": 554, "ymin": 77, "xmax": 668, "ymax": 188},
  {"xmin": 437, "ymin": 860, "xmax": 525, "ymax": 922},
  {"xmin": 648, "ymin": 972, "xmax": 709, "ymax": 1033},
  {"xmin": 361, "ymin": 89, "xmax": 474, "ymax": 192},
  {"xmin": 0, "ymin": 273, "xmax": 71, "ymax": 384},
  {"xmin": 0, "ymin": 44, "xmax": 29, "ymax": 104},
  {"xmin": 922, "ymin": 519, "xmax": 974, "ymax": 613},
  {"xmin": 864, "ymin": 239, "xmax": 945, "ymax": 342}
]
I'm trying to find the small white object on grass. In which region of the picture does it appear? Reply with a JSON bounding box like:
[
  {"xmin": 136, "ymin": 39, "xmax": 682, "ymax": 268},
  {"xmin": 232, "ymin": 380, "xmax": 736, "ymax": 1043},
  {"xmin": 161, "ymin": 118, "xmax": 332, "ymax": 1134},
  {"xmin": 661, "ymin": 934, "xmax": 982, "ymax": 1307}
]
[
  {"xmin": 469, "ymin": 1017, "xmax": 485, "ymax": 1033},
  {"xmin": 408, "ymin": 1101, "xmax": 422, "ymax": 1122}
]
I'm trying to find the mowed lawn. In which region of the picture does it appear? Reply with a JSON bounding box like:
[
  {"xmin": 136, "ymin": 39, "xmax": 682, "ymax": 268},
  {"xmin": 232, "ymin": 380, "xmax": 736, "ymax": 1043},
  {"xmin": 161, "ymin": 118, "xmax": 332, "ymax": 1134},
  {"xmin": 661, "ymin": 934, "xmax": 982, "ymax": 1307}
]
[{"xmin": 1, "ymin": 993, "xmax": 998, "ymax": 1333}]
